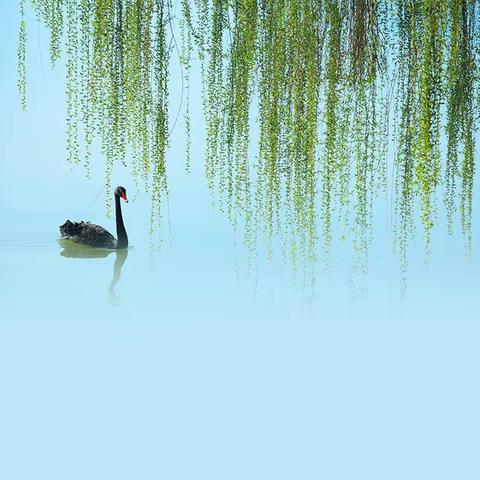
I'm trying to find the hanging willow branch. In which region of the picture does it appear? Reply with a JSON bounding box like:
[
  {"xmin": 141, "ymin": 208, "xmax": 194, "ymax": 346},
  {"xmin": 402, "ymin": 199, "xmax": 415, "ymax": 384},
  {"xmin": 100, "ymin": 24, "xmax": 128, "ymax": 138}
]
[
  {"xmin": 18, "ymin": 0, "xmax": 27, "ymax": 111},
  {"xmin": 445, "ymin": 0, "xmax": 477, "ymax": 252},
  {"xmin": 19, "ymin": 0, "xmax": 480, "ymax": 286}
]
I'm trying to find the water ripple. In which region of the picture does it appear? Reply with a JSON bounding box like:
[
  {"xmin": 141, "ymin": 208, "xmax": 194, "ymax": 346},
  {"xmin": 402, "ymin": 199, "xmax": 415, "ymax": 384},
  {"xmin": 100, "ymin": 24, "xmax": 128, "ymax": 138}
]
[{"xmin": 0, "ymin": 231, "xmax": 58, "ymax": 249}]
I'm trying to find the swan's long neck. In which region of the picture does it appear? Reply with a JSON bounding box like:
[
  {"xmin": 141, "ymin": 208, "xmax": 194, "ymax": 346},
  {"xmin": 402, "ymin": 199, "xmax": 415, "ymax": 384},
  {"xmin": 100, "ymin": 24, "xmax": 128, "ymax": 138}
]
[{"xmin": 115, "ymin": 194, "xmax": 128, "ymax": 249}]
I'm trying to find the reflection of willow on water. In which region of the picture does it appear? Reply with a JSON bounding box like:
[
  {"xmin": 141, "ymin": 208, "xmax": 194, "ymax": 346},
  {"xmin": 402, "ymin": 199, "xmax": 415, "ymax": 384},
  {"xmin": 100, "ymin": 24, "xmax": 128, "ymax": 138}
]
[{"xmin": 59, "ymin": 240, "xmax": 129, "ymax": 305}]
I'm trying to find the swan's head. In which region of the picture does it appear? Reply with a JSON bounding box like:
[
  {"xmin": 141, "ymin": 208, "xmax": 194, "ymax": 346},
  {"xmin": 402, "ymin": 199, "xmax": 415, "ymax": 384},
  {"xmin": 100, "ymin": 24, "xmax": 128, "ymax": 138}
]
[{"xmin": 115, "ymin": 186, "xmax": 128, "ymax": 203}]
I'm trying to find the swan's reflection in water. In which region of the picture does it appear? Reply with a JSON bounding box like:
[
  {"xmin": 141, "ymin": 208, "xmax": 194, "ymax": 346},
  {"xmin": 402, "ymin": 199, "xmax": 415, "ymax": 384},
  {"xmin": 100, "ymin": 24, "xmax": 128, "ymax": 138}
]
[
  {"xmin": 59, "ymin": 240, "xmax": 129, "ymax": 306},
  {"xmin": 108, "ymin": 248, "xmax": 128, "ymax": 306}
]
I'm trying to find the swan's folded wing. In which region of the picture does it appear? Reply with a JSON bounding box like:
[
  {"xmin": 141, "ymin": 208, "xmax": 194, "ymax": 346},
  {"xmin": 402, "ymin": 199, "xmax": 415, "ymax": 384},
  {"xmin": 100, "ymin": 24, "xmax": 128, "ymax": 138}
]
[
  {"xmin": 81, "ymin": 223, "xmax": 117, "ymax": 248},
  {"xmin": 60, "ymin": 221, "xmax": 116, "ymax": 248}
]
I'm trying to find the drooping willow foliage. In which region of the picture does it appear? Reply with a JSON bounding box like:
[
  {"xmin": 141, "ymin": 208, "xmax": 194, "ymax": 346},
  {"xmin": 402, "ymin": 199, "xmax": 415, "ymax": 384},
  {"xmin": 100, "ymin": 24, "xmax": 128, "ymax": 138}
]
[
  {"xmin": 18, "ymin": 0, "xmax": 480, "ymax": 284},
  {"xmin": 181, "ymin": 0, "xmax": 390, "ymax": 281},
  {"xmin": 21, "ymin": 0, "xmax": 171, "ymax": 222}
]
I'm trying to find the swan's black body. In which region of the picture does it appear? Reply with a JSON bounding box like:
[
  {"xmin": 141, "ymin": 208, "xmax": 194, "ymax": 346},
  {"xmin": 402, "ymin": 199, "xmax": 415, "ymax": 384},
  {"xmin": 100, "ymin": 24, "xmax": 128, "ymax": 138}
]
[
  {"xmin": 60, "ymin": 186, "xmax": 128, "ymax": 249},
  {"xmin": 60, "ymin": 221, "xmax": 118, "ymax": 248}
]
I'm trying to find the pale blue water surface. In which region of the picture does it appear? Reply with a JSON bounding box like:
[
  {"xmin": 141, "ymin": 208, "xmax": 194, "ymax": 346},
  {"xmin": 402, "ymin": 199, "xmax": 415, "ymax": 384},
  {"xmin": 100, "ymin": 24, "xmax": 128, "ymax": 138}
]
[{"xmin": 1, "ymin": 3, "xmax": 480, "ymax": 480}]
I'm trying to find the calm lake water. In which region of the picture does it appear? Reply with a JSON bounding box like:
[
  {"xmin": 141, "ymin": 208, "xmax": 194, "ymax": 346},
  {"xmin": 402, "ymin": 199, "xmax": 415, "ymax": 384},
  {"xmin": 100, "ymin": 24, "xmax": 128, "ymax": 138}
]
[
  {"xmin": 1, "ymin": 3, "xmax": 480, "ymax": 478},
  {"xmin": 1, "ymin": 201, "xmax": 479, "ymax": 479}
]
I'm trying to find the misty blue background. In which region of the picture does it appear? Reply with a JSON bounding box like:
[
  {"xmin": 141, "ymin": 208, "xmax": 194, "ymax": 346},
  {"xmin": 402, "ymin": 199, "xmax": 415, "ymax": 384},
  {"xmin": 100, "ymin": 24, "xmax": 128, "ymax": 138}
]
[{"xmin": 1, "ymin": 3, "xmax": 479, "ymax": 479}]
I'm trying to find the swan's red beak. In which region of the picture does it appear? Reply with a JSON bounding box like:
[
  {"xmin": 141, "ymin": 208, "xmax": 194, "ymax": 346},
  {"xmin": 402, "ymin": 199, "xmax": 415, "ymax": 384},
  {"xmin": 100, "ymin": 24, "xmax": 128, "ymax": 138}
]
[{"xmin": 121, "ymin": 192, "xmax": 128, "ymax": 203}]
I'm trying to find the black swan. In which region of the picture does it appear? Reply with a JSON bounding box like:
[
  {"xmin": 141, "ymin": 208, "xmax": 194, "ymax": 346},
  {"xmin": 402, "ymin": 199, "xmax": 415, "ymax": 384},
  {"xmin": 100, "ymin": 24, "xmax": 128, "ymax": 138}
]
[{"xmin": 60, "ymin": 186, "xmax": 129, "ymax": 249}]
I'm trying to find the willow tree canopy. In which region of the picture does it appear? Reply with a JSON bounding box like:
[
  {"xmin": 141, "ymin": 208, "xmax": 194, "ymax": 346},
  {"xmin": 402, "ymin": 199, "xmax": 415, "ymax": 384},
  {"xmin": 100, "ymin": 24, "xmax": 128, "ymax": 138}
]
[{"xmin": 18, "ymin": 0, "xmax": 479, "ymax": 282}]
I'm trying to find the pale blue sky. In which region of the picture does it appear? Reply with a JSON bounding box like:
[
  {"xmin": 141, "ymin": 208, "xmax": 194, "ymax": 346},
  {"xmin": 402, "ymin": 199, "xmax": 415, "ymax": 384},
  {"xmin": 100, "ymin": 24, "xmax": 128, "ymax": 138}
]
[{"xmin": 1, "ymin": 3, "xmax": 480, "ymax": 480}]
